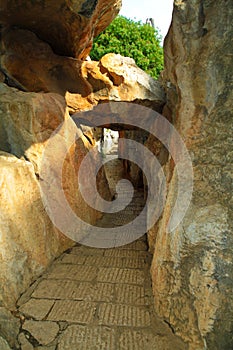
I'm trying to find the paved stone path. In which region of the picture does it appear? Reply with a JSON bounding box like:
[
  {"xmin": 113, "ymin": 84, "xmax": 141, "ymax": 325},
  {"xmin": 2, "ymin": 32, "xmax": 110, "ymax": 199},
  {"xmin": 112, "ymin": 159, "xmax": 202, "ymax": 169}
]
[{"xmin": 16, "ymin": 158, "xmax": 187, "ymax": 349}]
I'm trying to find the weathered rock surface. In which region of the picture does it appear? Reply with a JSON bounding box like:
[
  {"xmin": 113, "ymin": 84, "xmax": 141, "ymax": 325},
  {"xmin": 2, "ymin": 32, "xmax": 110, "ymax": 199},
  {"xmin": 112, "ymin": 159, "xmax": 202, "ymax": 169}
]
[
  {"xmin": 0, "ymin": 0, "xmax": 122, "ymax": 59},
  {"xmin": 0, "ymin": 152, "xmax": 71, "ymax": 310},
  {"xmin": 0, "ymin": 306, "xmax": 20, "ymax": 348},
  {"xmin": 0, "ymin": 84, "xmax": 66, "ymax": 169},
  {"xmin": 0, "ymin": 336, "xmax": 12, "ymax": 350},
  {"xmin": 0, "ymin": 84, "xmax": 111, "ymax": 312},
  {"xmin": 0, "ymin": 0, "xmax": 122, "ymax": 348},
  {"xmin": 81, "ymin": 53, "xmax": 165, "ymax": 111},
  {"xmin": 2, "ymin": 0, "xmax": 232, "ymax": 349},
  {"xmin": 0, "ymin": 32, "xmax": 165, "ymax": 113},
  {"xmin": 150, "ymin": 1, "xmax": 233, "ymax": 349},
  {"xmin": 18, "ymin": 333, "xmax": 34, "ymax": 350},
  {"xmin": 1, "ymin": 28, "xmax": 91, "ymax": 95},
  {"xmin": 22, "ymin": 320, "xmax": 59, "ymax": 345},
  {"xmin": 0, "ymin": 0, "xmax": 165, "ymax": 327},
  {"xmin": 15, "ymin": 230, "xmax": 187, "ymax": 350}
]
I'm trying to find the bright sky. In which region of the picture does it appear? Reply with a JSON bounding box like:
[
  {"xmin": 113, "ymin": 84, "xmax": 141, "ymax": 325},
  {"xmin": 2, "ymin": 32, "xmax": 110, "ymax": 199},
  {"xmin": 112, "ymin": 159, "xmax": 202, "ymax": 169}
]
[{"xmin": 119, "ymin": 0, "xmax": 174, "ymax": 43}]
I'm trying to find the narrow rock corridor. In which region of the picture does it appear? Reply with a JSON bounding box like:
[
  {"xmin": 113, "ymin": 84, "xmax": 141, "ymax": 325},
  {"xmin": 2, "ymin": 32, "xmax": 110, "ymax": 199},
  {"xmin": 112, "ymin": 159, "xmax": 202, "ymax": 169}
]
[
  {"xmin": 15, "ymin": 158, "xmax": 187, "ymax": 350},
  {"xmin": 0, "ymin": 1, "xmax": 232, "ymax": 349}
]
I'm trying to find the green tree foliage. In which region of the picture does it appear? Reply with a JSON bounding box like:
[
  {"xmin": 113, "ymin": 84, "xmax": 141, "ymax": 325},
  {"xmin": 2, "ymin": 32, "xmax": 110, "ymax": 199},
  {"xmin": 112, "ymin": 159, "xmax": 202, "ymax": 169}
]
[{"xmin": 90, "ymin": 16, "xmax": 164, "ymax": 79}]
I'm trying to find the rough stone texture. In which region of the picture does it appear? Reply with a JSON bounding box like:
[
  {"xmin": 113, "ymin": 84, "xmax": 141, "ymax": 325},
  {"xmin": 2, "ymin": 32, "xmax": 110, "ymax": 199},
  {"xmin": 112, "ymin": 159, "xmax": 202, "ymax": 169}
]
[
  {"xmin": 1, "ymin": 28, "xmax": 91, "ymax": 95},
  {"xmin": 0, "ymin": 35, "xmax": 165, "ymax": 115},
  {"xmin": 0, "ymin": 83, "xmax": 111, "ymax": 312},
  {"xmin": 19, "ymin": 299, "xmax": 55, "ymax": 321},
  {"xmin": 0, "ymin": 0, "xmax": 171, "ymax": 348},
  {"xmin": 0, "ymin": 307, "xmax": 20, "ymax": 348},
  {"xmin": 118, "ymin": 129, "xmax": 149, "ymax": 188},
  {"xmin": 81, "ymin": 53, "xmax": 165, "ymax": 112},
  {"xmin": 47, "ymin": 300, "xmax": 97, "ymax": 323},
  {"xmin": 97, "ymin": 268, "xmax": 144, "ymax": 285},
  {"xmin": 0, "ymin": 109, "xmax": 111, "ymax": 345},
  {"xmin": 57, "ymin": 325, "xmax": 116, "ymax": 350},
  {"xmin": 22, "ymin": 320, "xmax": 59, "ymax": 345},
  {"xmin": 150, "ymin": 1, "xmax": 233, "ymax": 349},
  {"xmin": 0, "ymin": 153, "xmax": 71, "ymax": 310},
  {"xmin": 98, "ymin": 303, "xmax": 150, "ymax": 327},
  {"xmin": 0, "ymin": 83, "xmax": 66, "ymax": 169},
  {"xmin": 17, "ymin": 234, "xmax": 187, "ymax": 349},
  {"xmin": 2, "ymin": 0, "xmax": 231, "ymax": 349},
  {"xmin": 18, "ymin": 333, "xmax": 34, "ymax": 350},
  {"xmin": 0, "ymin": 0, "xmax": 122, "ymax": 59},
  {"xmin": 144, "ymin": 132, "xmax": 170, "ymax": 253},
  {"xmin": 118, "ymin": 329, "xmax": 186, "ymax": 350},
  {"xmin": 0, "ymin": 336, "xmax": 12, "ymax": 350}
]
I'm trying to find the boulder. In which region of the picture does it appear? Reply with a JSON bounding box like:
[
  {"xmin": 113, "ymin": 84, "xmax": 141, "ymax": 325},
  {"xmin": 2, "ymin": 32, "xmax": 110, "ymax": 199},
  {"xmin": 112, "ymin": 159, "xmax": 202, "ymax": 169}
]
[
  {"xmin": 0, "ymin": 31, "xmax": 166, "ymax": 114},
  {"xmin": 150, "ymin": 0, "xmax": 233, "ymax": 349},
  {"xmin": 81, "ymin": 53, "xmax": 166, "ymax": 112},
  {"xmin": 1, "ymin": 28, "xmax": 91, "ymax": 95},
  {"xmin": 0, "ymin": 0, "xmax": 122, "ymax": 58}
]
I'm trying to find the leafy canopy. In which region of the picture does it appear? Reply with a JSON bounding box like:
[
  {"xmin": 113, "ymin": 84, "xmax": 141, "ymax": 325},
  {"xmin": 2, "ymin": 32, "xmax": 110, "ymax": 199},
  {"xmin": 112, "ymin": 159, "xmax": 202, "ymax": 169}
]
[{"xmin": 90, "ymin": 16, "xmax": 164, "ymax": 79}]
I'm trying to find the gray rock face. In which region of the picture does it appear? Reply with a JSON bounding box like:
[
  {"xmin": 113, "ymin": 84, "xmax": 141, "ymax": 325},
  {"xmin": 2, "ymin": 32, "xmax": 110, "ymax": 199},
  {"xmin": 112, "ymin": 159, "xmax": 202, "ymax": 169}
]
[
  {"xmin": 0, "ymin": 307, "xmax": 20, "ymax": 348},
  {"xmin": 0, "ymin": 336, "xmax": 12, "ymax": 350},
  {"xmin": 150, "ymin": 0, "xmax": 233, "ymax": 349}
]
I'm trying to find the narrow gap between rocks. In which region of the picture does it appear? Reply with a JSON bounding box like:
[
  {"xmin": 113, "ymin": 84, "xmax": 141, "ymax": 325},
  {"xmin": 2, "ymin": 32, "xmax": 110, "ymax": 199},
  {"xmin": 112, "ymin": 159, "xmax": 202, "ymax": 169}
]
[{"xmin": 15, "ymin": 126, "xmax": 187, "ymax": 350}]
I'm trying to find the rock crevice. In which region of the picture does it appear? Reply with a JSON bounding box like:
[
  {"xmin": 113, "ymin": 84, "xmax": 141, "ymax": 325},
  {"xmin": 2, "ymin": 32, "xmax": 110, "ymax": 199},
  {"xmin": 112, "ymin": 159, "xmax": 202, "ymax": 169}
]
[{"xmin": 0, "ymin": 1, "xmax": 232, "ymax": 350}]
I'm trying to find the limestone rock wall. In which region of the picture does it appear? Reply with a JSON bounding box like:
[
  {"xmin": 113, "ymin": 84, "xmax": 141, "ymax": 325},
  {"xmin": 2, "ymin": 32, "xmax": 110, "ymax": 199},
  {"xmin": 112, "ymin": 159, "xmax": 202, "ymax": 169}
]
[
  {"xmin": 150, "ymin": 1, "xmax": 233, "ymax": 349},
  {"xmin": 0, "ymin": 152, "xmax": 68, "ymax": 309},
  {"xmin": 0, "ymin": 0, "xmax": 121, "ymax": 59},
  {"xmin": 0, "ymin": 0, "xmax": 122, "ymax": 322},
  {"xmin": 2, "ymin": 0, "xmax": 232, "ymax": 349},
  {"xmin": 0, "ymin": 84, "xmax": 111, "ymax": 313},
  {"xmin": 0, "ymin": 0, "xmax": 165, "ymax": 333},
  {"xmin": 0, "ymin": 28, "xmax": 91, "ymax": 95}
]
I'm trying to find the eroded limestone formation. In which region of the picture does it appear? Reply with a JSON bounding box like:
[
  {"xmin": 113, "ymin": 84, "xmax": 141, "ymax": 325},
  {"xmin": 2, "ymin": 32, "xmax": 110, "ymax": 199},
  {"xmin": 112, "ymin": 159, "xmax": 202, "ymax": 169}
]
[
  {"xmin": 149, "ymin": 1, "xmax": 233, "ymax": 349},
  {"xmin": 0, "ymin": 2, "xmax": 166, "ymax": 348},
  {"xmin": 0, "ymin": 84, "xmax": 111, "ymax": 313},
  {"xmin": 0, "ymin": 0, "xmax": 232, "ymax": 349},
  {"xmin": 0, "ymin": 0, "xmax": 122, "ymax": 59},
  {"xmin": 0, "ymin": 1, "xmax": 122, "ymax": 347}
]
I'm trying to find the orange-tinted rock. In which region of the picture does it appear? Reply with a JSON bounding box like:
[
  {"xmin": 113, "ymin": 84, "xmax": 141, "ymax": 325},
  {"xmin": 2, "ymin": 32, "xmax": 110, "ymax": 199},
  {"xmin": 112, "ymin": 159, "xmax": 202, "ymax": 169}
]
[
  {"xmin": 1, "ymin": 28, "xmax": 91, "ymax": 95},
  {"xmin": 0, "ymin": 0, "xmax": 122, "ymax": 58},
  {"xmin": 0, "ymin": 83, "xmax": 111, "ymax": 311},
  {"xmin": 1, "ymin": 34, "xmax": 166, "ymax": 114},
  {"xmin": 0, "ymin": 83, "xmax": 66, "ymax": 169},
  {"xmin": 82, "ymin": 54, "xmax": 166, "ymax": 111}
]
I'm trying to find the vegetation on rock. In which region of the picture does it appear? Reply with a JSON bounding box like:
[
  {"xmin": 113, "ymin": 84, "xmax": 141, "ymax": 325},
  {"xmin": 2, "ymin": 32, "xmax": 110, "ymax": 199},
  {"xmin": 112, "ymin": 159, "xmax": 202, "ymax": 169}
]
[{"xmin": 90, "ymin": 16, "xmax": 164, "ymax": 79}]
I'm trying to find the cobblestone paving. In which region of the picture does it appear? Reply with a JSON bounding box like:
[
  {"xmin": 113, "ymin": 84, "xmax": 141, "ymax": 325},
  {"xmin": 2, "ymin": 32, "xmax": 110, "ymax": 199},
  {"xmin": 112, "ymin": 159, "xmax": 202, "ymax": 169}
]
[{"xmin": 16, "ymin": 158, "xmax": 187, "ymax": 349}]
